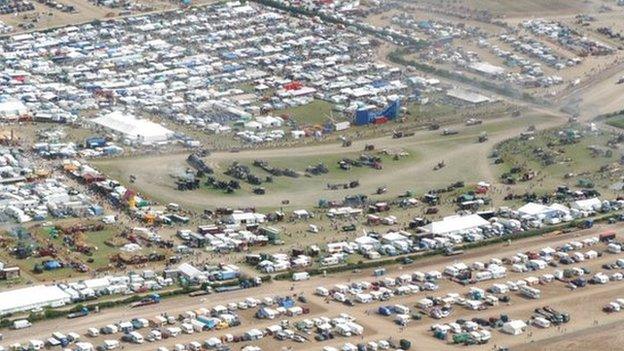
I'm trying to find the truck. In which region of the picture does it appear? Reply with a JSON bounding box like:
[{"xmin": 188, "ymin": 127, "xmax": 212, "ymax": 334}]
[
  {"xmin": 130, "ymin": 293, "xmax": 161, "ymax": 308},
  {"xmin": 13, "ymin": 320, "xmax": 32, "ymax": 329},
  {"xmin": 67, "ymin": 307, "xmax": 89, "ymax": 319},
  {"xmin": 543, "ymin": 306, "xmax": 570, "ymax": 323},
  {"xmin": 215, "ymin": 270, "xmax": 239, "ymax": 281},
  {"xmin": 599, "ymin": 231, "xmax": 616, "ymax": 242}
]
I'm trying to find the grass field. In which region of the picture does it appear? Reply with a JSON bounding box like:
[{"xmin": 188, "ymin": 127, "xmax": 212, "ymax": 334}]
[
  {"xmin": 276, "ymin": 100, "xmax": 336, "ymax": 125},
  {"xmin": 605, "ymin": 114, "xmax": 624, "ymax": 129},
  {"xmin": 200, "ymin": 147, "xmax": 420, "ymax": 199},
  {"xmin": 494, "ymin": 126, "xmax": 622, "ymax": 196},
  {"xmin": 440, "ymin": 0, "xmax": 595, "ymax": 16},
  {"xmin": 27, "ymin": 223, "xmax": 120, "ymax": 277},
  {"xmin": 406, "ymin": 102, "xmax": 456, "ymax": 121}
]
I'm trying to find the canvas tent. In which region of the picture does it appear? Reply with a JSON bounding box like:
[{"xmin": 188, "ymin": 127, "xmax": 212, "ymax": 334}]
[
  {"xmin": 91, "ymin": 111, "xmax": 173, "ymax": 144},
  {"xmin": 420, "ymin": 214, "xmax": 489, "ymax": 236},
  {"xmin": 0, "ymin": 285, "xmax": 71, "ymax": 315},
  {"xmin": 0, "ymin": 97, "xmax": 28, "ymax": 120}
]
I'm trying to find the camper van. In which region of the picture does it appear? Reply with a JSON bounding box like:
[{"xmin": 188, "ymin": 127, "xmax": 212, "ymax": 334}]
[
  {"xmin": 315, "ymin": 287, "xmax": 330, "ymax": 296},
  {"xmin": 127, "ymin": 332, "xmax": 144, "ymax": 344},
  {"xmin": 100, "ymin": 325, "xmax": 118, "ymax": 334},
  {"xmin": 520, "ymin": 285, "xmax": 541, "ymax": 299},
  {"xmin": 74, "ymin": 342, "xmax": 94, "ymax": 351},
  {"xmin": 28, "ymin": 340, "xmax": 44, "ymax": 350},
  {"xmin": 87, "ymin": 328, "xmax": 99, "ymax": 337},
  {"xmin": 180, "ymin": 323, "xmax": 194, "ymax": 334},
  {"xmin": 13, "ymin": 320, "xmax": 31, "ymax": 330},
  {"xmin": 292, "ymin": 272, "xmax": 310, "ymax": 281},
  {"xmin": 188, "ymin": 341, "xmax": 202, "ymax": 351},
  {"xmin": 103, "ymin": 340, "xmax": 119, "ymax": 350}
]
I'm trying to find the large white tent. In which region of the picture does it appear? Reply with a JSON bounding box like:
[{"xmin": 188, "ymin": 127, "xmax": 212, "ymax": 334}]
[
  {"xmin": 0, "ymin": 97, "xmax": 28, "ymax": 120},
  {"xmin": 0, "ymin": 285, "xmax": 71, "ymax": 315},
  {"xmin": 420, "ymin": 214, "xmax": 489, "ymax": 236},
  {"xmin": 92, "ymin": 111, "xmax": 173, "ymax": 144}
]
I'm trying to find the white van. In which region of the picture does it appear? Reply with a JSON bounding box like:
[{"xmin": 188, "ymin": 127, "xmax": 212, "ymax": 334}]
[
  {"xmin": 13, "ymin": 320, "xmax": 31, "ymax": 329},
  {"xmin": 129, "ymin": 331, "xmax": 144, "ymax": 344},
  {"xmin": 28, "ymin": 340, "xmax": 44, "ymax": 350},
  {"xmin": 166, "ymin": 327, "xmax": 182, "ymax": 338},
  {"xmin": 292, "ymin": 272, "xmax": 310, "ymax": 281},
  {"xmin": 103, "ymin": 340, "xmax": 119, "ymax": 350},
  {"xmin": 315, "ymin": 287, "xmax": 329, "ymax": 296},
  {"xmin": 180, "ymin": 323, "xmax": 194, "ymax": 334},
  {"xmin": 87, "ymin": 328, "xmax": 99, "ymax": 337},
  {"xmin": 100, "ymin": 325, "xmax": 118, "ymax": 334}
]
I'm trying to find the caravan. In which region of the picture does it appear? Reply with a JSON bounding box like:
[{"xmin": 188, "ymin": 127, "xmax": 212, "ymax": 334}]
[{"xmin": 520, "ymin": 286, "xmax": 541, "ymax": 299}]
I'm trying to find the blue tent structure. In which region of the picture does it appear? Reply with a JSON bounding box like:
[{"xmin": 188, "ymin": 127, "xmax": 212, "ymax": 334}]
[{"xmin": 354, "ymin": 100, "xmax": 400, "ymax": 126}]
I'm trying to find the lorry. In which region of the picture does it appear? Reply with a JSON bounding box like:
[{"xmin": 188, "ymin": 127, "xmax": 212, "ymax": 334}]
[
  {"xmin": 130, "ymin": 293, "xmax": 161, "ymax": 308},
  {"xmin": 599, "ymin": 231, "xmax": 616, "ymax": 242},
  {"xmin": 67, "ymin": 307, "xmax": 89, "ymax": 319}
]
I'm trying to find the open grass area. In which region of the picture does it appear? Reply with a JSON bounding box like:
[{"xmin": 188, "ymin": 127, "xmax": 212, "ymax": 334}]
[
  {"xmin": 494, "ymin": 126, "xmax": 622, "ymax": 196},
  {"xmin": 605, "ymin": 114, "xmax": 624, "ymax": 129},
  {"xmin": 276, "ymin": 100, "xmax": 336, "ymax": 125},
  {"xmin": 202, "ymin": 148, "xmax": 420, "ymax": 197},
  {"xmin": 82, "ymin": 228, "xmax": 120, "ymax": 270},
  {"xmin": 27, "ymin": 223, "xmax": 120, "ymax": 276},
  {"xmin": 406, "ymin": 102, "xmax": 456, "ymax": 121}
]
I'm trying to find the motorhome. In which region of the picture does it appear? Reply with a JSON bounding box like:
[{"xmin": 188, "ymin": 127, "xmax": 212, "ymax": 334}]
[{"xmin": 520, "ymin": 285, "xmax": 541, "ymax": 299}]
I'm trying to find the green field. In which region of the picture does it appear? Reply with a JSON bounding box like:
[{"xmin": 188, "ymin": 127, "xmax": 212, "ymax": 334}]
[
  {"xmin": 30, "ymin": 224, "xmax": 120, "ymax": 274},
  {"xmin": 494, "ymin": 126, "xmax": 621, "ymax": 195},
  {"xmin": 406, "ymin": 102, "xmax": 456, "ymax": 121},
  {"xmin": 201, "ymin": 148, "xmax": 419, "ymax": 198},
  {"xmin": 605, "ymin": 114, "xmax": 624, "ymax": 129},
  {"xmin": 276, "ymin": 100, "xmax": 336, "ymax": 125}
]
